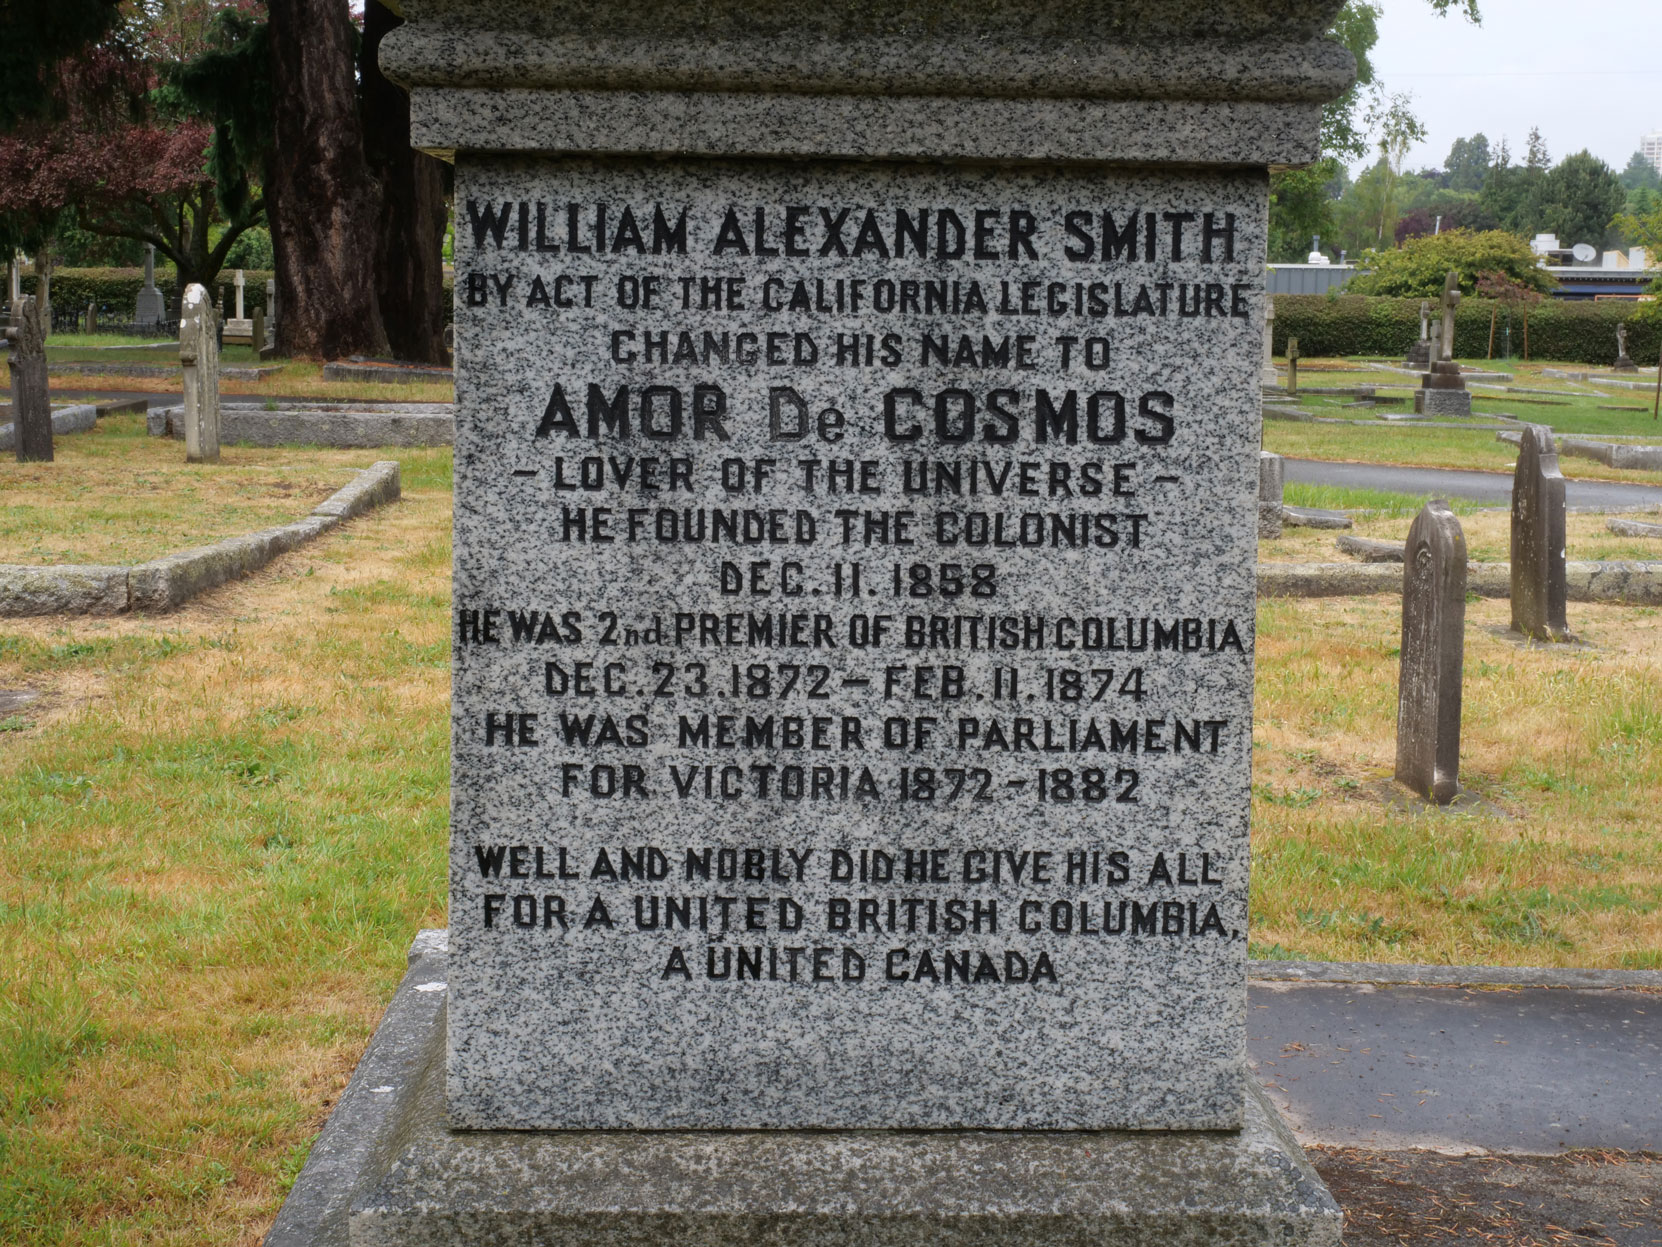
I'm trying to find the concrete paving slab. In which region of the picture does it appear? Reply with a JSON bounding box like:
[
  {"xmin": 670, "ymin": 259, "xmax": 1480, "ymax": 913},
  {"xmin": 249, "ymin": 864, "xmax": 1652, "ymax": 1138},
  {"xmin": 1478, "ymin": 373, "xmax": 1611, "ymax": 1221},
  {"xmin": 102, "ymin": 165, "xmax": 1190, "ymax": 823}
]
[{"xmin": 1248, "ymin": 981, "xmax": 1662, "ymax": 1156}]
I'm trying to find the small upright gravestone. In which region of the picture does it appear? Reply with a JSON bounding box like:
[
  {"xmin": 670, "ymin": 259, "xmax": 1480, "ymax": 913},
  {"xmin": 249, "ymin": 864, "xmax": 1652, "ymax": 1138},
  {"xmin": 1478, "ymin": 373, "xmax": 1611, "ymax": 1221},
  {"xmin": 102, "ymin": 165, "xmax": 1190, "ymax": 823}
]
[
  {"xmin": 1404, "ymin": 298, "xmax": 1432, "ymax": 368},
  {"xmin": 1286, "ymin": 334, "xmax": 1300, "ymax": 394},
  {"xmin": 135, "ymin": 244, "xmax": 165, "ymax": 326},
  {"xmin": 1613, "ymin": 323, "xmax": 1637, "ymax": 373},
  {"xmin": 1261, "ymin": 296, "xmax": 1279, "ymax": 387},
  {"xmin": 5, "ymin": 295, "xmax": 51, "ymax": 463},
  {"xmin": 1510, "ymin": 424, "xmax": 1569, "ymax": 641},
  {"xmin": 179, "ymin": 284, "xmax": 220, "ymax": 464},
  {"xmin": 1395, "ymin": 499, "xmax": 1466, "ymax": 804},
  {"xmin": 1414, "ymin": 270, "xmax": 1471, "ymax": 417},
  {"xmin": 1259, "ymin": 451, "xmax": 1285, "ymax": 539}
]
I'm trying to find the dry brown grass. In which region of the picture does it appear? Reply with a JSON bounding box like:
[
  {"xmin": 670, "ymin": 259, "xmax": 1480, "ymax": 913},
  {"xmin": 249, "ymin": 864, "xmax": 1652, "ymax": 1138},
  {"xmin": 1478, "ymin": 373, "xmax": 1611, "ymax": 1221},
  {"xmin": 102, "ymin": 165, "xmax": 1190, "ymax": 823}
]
[
  {"xmin": 0, "ymin": 415, "xmax": 368, "ymax": 565},
  {"xmin": 1252, "ymin": 593, "xmax": 1662, "ymax": 969},
  {"xmin": 0, "ymin": 449, "xmax": 451, "ymax": 1244},
  {"xmin": 47, "ymin": 360, "xmax": 453, "ymax": 404}
]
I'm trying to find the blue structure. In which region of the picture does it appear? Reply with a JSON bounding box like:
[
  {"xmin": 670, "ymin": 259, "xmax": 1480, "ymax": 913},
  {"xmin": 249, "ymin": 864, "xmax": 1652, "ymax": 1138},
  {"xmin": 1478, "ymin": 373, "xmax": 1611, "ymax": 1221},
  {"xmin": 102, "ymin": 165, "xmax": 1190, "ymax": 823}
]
[{"xmin": 1265, "ymin": 263, "xmax": 1357, "ymax": 295}]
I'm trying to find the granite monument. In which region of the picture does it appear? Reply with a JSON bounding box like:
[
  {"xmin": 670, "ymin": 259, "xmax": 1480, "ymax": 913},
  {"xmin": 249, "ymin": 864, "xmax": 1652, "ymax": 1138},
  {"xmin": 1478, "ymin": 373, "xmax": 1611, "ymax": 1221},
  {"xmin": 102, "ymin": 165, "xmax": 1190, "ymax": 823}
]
[
  {"xmin": 1414, "ymin": 270, "xmax": 1471, "ymax": 417},
  {"xmin": 266, "ymin": 2, "xmax": 1356, "ymax": 1243}
]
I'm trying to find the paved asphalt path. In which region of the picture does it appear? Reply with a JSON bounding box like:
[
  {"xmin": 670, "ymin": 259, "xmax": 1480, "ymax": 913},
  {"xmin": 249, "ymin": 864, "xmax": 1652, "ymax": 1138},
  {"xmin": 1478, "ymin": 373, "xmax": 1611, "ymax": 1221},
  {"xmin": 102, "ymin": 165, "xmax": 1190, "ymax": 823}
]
[
  {"xmin": 1249, "ymin": 981, "xmax": 1662, "ymax": 1154},
  {"xmin": 1285, "ymin": 457, "xmax": 1662, "ymax": 510}
]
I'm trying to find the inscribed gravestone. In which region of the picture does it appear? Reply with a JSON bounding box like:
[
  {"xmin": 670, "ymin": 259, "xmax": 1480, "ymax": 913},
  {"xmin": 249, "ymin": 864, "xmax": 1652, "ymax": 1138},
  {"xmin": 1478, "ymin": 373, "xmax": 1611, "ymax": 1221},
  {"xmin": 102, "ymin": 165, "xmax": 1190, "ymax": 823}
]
[
  {"xmin": 1510, "ymin": 424, "xmax": 1568, "ymax": 641},
  {"xmin": 136, "ymin": 244, "xmax": 165, "ymax": 326},
  {"xmin": 450, "ymin": 166, "xmax": 1265, "ymax": 1131},
  {"xmin": 6, "ymin": 295, "xmax": 50, "ymax": 463},
  {"xmin": 1394, "ymin": 499, "xmax": 1465, "ymax": 804},
  {"xmin": 1261, "ymin": 295, "xmax": 1279, "ymax": 387},
  {"xmin": 179, "ymin": 284, "xmax": 220, "ymax": 464},
  {"xmin": 1259, "ymin": 451, "xmax": 1284, "ymax": 539}
]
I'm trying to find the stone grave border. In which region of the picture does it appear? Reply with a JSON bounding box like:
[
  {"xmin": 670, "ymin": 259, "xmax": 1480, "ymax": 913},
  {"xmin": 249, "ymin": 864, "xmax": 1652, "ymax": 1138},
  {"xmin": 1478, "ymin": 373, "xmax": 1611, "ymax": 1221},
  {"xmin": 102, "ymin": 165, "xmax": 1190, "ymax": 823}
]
[
  {"xmin": 150, "ymin": 401, "xmax": 455, "ymax": 448},
  {"xmin": 1257, "ymin": 559, "xmax": 1662, "ymax": 603},
  {"xmin": 0, "ymin": 397, "xmax": 153, "ymax": 453},
  {"xmin": 46, "ymin": 361, "xmax": 283, "ymax": 382},
  {"xmin": 0, "ymin": 460, "xmax": 400, "ymax": 616}
]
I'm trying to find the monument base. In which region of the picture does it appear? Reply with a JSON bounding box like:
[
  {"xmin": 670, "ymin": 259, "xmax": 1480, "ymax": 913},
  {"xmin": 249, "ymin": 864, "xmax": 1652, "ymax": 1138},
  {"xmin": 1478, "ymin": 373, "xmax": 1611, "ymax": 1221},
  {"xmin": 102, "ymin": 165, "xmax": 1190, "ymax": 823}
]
[
  {"xmin": 1414, "ymin": 387, "xmax": 1472, "ymax": 417},
  {"xmin": 263, "ymin": 933, "xmax": 1342, "ymax": 1247},
  {"xmin": 1613, "ymin": 355, "xmax": 1638, "ymax": 373}
]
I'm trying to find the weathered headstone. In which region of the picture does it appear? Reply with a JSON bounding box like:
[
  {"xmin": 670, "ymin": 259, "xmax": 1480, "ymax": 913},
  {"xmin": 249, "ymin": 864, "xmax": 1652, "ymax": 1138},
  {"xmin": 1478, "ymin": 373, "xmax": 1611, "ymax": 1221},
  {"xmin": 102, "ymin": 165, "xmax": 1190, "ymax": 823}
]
[
  {"xmin": 1414, "ymin": 270, "xmax": 1470, "ymax": 416},
  {"xmin": 1613, "ymin": 322, "xmax": 1637, "ymax": 373},
  {"xmin": 1404, "ymin": 298, "xmax": 1431, "ymax": 368},
  {"xmin": 1259, "ymin": 450, "xmax": 1285, "ymax": 539},
  {"xmin": 264, "ymin": 277, "xmax": 278, "ymax": 346},
  {"xmin": 179, "ymin": 284, "xmax": 220, "ymax": 464},
  {"xmin": 1261, "ymin": 295, "xmax": 1280, "ymax": 387},
  {"xmin": 6, "ymin": 252, "xmax": 18, "ymax": 307},
  {"xmin": 234, "ymin": 269, "xmax": 246, "ymax": 320},
  {"xmin": 1394, "ymin": 499, "xmax": 1466, "ymax": 804},
  {"xmin": 251, "ymin": 306, "xmax": 265, "ymax": 359},
  {"xmin": 4, "ymin": 295, "xmax": 50, "ymax": 462},
  {"xmin": 1510, "ymin": 423, "xmax": 1569, "ymax": 641},
  {"xmin": 85, "ymin": 301, "xmax": 97, "ymax": 333},
  {"xmin": 266, "ymin": 3, "xmax": 1354, "ymax": 1243},
  {"xmin": 135, "ymin": 244, "xmax": 165, "ymax": 326},
  {"xmin": 1286, "ymin": 334, "xmax": 1300, "ymax": 394}
]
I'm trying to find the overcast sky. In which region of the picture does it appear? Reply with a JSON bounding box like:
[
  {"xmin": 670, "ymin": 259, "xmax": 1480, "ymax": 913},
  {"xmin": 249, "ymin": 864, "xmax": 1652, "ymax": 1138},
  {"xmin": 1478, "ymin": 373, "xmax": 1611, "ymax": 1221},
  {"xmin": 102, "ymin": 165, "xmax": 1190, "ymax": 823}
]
[{"xmin": 1362, "ymin": 0, "xmax": 1662, "ymax": 175}]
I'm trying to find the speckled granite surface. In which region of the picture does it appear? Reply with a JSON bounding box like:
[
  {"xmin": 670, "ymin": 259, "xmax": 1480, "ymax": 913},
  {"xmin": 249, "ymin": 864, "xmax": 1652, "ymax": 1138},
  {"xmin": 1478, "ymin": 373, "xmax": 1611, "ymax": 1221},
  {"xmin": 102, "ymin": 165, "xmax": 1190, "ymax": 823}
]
[
  {"xmin": 448, "ymin": 156, "xmax": 1266, "ymax": 1130},
  {"xmin": 328, "ymin": 935, "xmax": 1344, "ymax": 1247}
]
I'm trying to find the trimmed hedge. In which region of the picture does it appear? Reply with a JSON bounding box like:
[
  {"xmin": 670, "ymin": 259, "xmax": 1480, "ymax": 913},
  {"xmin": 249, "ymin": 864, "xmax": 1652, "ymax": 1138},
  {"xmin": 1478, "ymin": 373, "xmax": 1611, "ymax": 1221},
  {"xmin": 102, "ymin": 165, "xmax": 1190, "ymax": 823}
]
[
  {"xmin": 16, "ymin": 267, "xmax": 457, "ymax": 327},
  {"xmin": 1272, "ymin": 294, "xmax": 1660, "ymax": 367},
  {"xmin": 18, "ymin": 267, "xmax": 275, "ymax": 320}
]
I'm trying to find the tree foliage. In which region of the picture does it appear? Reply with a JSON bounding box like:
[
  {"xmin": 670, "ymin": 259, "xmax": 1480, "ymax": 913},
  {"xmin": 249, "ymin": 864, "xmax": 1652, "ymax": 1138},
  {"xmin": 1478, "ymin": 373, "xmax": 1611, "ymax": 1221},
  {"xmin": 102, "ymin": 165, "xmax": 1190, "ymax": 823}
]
[
  {"xmin": 1621, "ymin": 152, "xmax": 1661, "ymax": 193},
  {"xmin": 0, "ymin": 2, "xmax": 268, "ymax": 286},
  {"xmin": 1444, "ymin": 134, "xmax": 1490, "ymax": 192},
  {"xmin": 1346, "ymin": 229, "xmax": 1556, "ymax": 298},
  {"xmin": 1534, "ymin": 151, "xmax": 1627, "ymax": 250}
]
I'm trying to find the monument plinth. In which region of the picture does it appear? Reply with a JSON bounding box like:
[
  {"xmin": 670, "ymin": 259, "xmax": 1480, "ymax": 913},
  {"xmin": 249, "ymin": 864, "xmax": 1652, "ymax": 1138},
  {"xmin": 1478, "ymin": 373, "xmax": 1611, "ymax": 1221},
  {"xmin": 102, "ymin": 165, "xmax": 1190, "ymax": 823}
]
[{"xmin": 264, "ymin": 3, "xmax": 1353, "ymax": 1243}]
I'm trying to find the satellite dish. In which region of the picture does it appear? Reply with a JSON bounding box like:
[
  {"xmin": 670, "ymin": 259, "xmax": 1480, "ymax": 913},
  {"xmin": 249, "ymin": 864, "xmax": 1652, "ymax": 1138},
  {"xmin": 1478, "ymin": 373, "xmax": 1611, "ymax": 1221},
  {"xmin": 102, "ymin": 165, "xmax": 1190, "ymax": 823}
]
[{"xmin": 1572, "ymin": 242, "xmax": 1598, "ymax": 263}]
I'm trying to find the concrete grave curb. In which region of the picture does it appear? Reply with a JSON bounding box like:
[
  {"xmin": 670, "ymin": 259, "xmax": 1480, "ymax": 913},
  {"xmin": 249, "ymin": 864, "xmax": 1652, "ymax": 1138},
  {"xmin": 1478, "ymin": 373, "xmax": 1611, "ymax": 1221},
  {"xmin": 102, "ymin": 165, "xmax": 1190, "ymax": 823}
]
[
  {"xmin": 0, "ymin": 461, "xmax": 400, "ymax": 616},
  {"xmin": 1257, "ymin": 560, "xmax": 1662, "ymax": 604},
  {"xmin": 152, "ymin": 404, "xmax": 455, "ymax": 448},
  {"xmin": 1497, "ymin": 429, "xmax": 1662, "ymax": 472},
  {"xmin": 46, "ymin": 361, "xmax": 282, "ymax": 382},
  {"xmin": 0, "ymin": 403, "xmax": 97, "ymax": 451}
]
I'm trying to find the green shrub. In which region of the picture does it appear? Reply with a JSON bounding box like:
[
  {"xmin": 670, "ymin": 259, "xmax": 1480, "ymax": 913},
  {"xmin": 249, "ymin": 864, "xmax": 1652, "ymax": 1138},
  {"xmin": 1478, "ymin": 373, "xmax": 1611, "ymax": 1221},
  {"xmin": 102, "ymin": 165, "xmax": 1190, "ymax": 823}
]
[
  {"xmin": 20, "ymin": 268, "xmax": 274, "ymax": 321},
  {"xmin": 1273, "ymin": 294, "xmax": 1658, "ymax": 366},
  {"xmin": 1346, "ymin": 229, "xmax": 1557, "ymax": 298}
]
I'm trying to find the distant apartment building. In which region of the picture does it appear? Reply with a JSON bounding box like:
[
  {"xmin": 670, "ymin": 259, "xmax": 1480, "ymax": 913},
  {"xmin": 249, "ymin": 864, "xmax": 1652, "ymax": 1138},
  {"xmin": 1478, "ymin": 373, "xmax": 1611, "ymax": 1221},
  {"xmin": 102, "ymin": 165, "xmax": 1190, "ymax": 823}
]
[{"xmin": 1643, "ymin": 130, "xmax": 1662, "ymax": 175}]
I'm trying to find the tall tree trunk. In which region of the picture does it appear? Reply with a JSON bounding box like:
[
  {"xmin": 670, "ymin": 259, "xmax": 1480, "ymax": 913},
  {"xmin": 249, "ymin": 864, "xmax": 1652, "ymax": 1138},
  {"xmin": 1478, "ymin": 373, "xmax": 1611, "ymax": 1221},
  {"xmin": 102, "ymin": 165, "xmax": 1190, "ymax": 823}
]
[
  {"xmin": 361, "ymin": 0, "xmax": 448, "ymax": 365},
  {"xmin": 265, "ymin": 0, "xmax": 389, "ymax": 360}
]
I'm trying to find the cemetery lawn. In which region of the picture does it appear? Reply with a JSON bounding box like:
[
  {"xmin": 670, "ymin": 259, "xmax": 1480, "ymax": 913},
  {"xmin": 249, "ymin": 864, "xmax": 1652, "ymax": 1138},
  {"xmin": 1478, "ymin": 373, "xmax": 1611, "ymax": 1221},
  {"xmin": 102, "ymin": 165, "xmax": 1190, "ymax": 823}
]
[
  {"xmin": 0, "ymin": 413, "xmax": 364, "ymax": 566},
  {"xmin": 1264, "ymin": 356, "xmax": 1662, "ymax": 481},
  {"xmin": 0, "ymin": 443, "xmax": 1659, "ymax": 1242},
  {"xmin": 1263, "ymin": 501, "xmax": 1662, "ymax": 564},
  {"xmin": 0, "ymin": 448, "xmax": 452, "ymax": 1246},
  {"xmin": 1252, "ymin": 592, "xmax": 1662, "ymax": 970}
]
